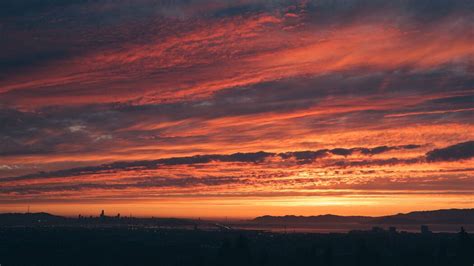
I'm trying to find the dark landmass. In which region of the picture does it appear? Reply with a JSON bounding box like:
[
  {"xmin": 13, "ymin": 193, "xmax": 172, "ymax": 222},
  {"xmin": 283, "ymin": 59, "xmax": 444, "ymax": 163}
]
[
  {"xmin": 252, "ymin": 208, "xmax": 474, "ymax": 226},
  {"xmin": 369, "ymin": 209, "xmax": 474, "ymax": 225},
  {"xmin": 0, "ymin": 209, "xmax": 473, "ymax": 265},
  {"xmin": 0, "ymin": 226, "xmax": 473, "ymax": 266},
  {"xmin": 1, "ymin": 208, "xmax": 473, "ymax": 233},
  {"xmin": 0, "ymin": 212, "xmax": 66, "ymax": 226},
  {"xmin": 0, "ymin": 211, "xmax": 200, "ymax": 228}
]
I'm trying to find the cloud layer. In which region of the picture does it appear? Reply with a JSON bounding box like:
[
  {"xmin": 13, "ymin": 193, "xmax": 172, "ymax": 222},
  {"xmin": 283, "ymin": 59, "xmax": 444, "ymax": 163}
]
[{"xmin": 0, "ymin": 0, "xmax": 473, "ymax": 217}]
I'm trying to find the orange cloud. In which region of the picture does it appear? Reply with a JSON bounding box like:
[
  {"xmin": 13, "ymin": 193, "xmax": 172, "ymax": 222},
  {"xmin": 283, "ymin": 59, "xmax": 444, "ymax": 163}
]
[{"xmin": 1, "ymin": 13, "xmax": 472, "ymax": 108}]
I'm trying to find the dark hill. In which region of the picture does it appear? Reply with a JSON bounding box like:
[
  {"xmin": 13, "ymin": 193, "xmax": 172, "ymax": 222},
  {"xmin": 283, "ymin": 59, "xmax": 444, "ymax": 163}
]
[
  {"xmin": 369, "ymin": 209, "xmax": 474, "ymax": 224},
  {"xmin": 0, "ymin": 212, "xmax": 67, "ymax": 226},
  {"xmin": 252, "ymin": 208, "xmax": 474, "ymax": 226}
]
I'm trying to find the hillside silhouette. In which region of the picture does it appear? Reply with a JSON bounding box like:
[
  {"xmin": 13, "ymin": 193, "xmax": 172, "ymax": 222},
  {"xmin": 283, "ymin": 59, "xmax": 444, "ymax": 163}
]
[{"xmin": 252, "ymin": 208, "xmax": 474, "ymax": 226}]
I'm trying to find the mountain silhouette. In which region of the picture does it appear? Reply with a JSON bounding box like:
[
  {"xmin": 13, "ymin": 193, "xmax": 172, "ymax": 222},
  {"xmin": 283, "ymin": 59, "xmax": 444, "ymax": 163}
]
[
  {"xmin": 253, "ymin": 208, "xmax": 474, "ymax": 225},
  {"xmin": 0, "ymin": 212, "xmax": 66, "ymax": 226}
]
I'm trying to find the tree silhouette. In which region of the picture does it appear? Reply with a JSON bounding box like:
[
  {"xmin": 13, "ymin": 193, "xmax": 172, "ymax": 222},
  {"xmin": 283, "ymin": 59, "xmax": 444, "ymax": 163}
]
[
  {"xmin": 456, "ymin": 227, "xmax": 473, "ymax": 266},
  {"xmin": 323, "ymin": 245, "xmax": 333, "ymax": 266},
  {"xmin": 258, "ymin": 248, "xmax": 269, "ymax": 266},
  {"xmin": 436, "ymin": 240, "xmax": 448, "ymax": 266}
]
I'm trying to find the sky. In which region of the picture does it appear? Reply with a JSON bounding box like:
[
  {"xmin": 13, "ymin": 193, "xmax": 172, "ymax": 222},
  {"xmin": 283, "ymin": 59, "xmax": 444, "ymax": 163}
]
[{"xmin": 0, "ymin": 0, "xmax": 473, "ymax": 218}]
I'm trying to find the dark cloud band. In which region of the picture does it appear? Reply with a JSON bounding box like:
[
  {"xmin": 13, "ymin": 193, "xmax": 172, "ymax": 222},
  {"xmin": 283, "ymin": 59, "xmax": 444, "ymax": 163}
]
[{"xmin": 1, "ymin": 143, "xmax": 426, "ymax": 182}]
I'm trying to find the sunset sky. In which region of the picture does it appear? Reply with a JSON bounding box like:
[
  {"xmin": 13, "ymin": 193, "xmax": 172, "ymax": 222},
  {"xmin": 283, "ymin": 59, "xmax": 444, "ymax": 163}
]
[{"xmin": 0, "ymin": 0, "xmax": 473, "ymax": 218}]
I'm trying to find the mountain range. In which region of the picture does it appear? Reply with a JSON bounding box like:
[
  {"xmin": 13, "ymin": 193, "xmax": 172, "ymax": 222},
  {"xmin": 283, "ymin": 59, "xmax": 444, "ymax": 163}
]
[{"xmin": 252, "ymin": 209, "xmax": 474, "ymax": 225}]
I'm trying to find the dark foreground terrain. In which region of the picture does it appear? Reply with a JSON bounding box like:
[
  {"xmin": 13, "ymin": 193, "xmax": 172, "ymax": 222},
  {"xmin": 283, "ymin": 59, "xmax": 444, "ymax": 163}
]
[{"xmin": 0, "ymin": 226, "xmax": 473, "ymax": 266}]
